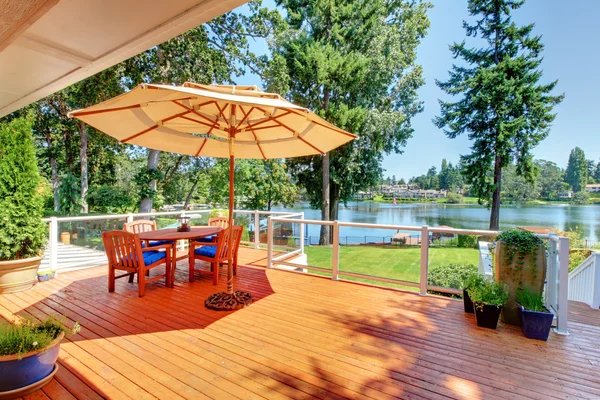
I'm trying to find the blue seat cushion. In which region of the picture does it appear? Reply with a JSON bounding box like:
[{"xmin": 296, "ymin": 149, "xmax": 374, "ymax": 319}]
[
  {"xmin": 142, "ymin": 250, "xmax": 167, "ymax": 265},
  {"xmin": 194, "ymin": 245, "xmax": 217, "ymax": 258},
  {"xmin": 142, "ymin": 240, "xmax": 174, "ymax": 248},
  {"xmin": 195, "ymin": 236, "xmax": 215, "ymax": 243}
]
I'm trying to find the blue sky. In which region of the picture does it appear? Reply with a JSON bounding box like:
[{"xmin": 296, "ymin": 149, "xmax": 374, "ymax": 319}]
[{"xmin": 236, "ymin": 0, "xmax": 600, "ymax": 180}]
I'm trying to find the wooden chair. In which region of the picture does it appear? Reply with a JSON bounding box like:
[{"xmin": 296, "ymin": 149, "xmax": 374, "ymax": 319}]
[
  {"xmin": 102, "ymin": 230, "xmax": 172, "ymax": 297},
  {"xmin": 222, "ymin": 225, "xmax": 243, "ymax": 276},
  {"xmin": 195, "ymin": 217, "xmax": 234, "ymax": 243},
  {"xmin": 123, "ymin": 219, "xmax": 173, "ymax": 248},
  {"xmin": 189, "ymin": 228, "xmax": 230, "ymax": 285}
]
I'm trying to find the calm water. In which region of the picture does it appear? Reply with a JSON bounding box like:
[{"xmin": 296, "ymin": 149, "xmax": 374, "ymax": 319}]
[{"xmin": 272, "ymin": 202, "xmax": 600, "ymax": 241}]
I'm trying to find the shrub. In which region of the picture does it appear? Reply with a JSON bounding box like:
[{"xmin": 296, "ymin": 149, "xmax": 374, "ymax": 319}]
[
  {"xmin": 446, "ymin": 192, "xmax": 463, "ymax": 204},
  {"xmin": 0, "ymin": 317, "xmax": 80, "ymax": 358},
  {"xmin": 516, "ymin": 287, "xmax": 546, "ymax": 312},
  {"xmin": 58, "ymin": 172, "xmax": 81, "ymax": 215},
  {"xmin": 0, "ymin": 117, "xmax": 47, "ymax": 261},
  {"xmin": 457, "ymin": 234, "xmax": 478, "ymax": 248},
  {"xmin": 428, "ymin": 263, "xmax": 478, "ymax": 292},
  {"xmin": 468, "ymin": 280, "xmax": 508, "ymax": 308},
  {"xmin": 87, "ymin": 185, "xmax": 136, "ymax": 213},
  {"xmin": 569, "ymin": 250, "xmax": 589, "ymax": 272},
  {"xmin": 572, "ymin": 191, "xmax": 591, "ymax": 205}
]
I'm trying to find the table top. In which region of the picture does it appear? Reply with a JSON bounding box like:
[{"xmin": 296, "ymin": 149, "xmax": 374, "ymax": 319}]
[{"xmin": 138, "ymin": 226, "xmax": 222, "ymax": 241}]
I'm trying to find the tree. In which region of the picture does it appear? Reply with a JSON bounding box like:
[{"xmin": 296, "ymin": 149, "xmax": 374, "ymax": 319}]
[
  {"xmin": 535, "ymin": 160, "xmax": 568, "ymax": 199},
  {"xmin": 434, "ymin": 0, "xmax": 563, "ymax": 230},
  {"xmin": 595, "ymin": 161, "xmax": 600, "ymax": 183},
  {"xmin": 399, "ymin": 178, "xmax": 406, "ymax": 185},
  {"xmin": 565, "ymin": 147, "xmax": 587, "ymax": 192},
  {"xmin": 501, "ymin": 164, "xmax": 539, "ymax": 202},
  {"xmin": 0, "ymin": 116, "xmax": 46, "ymax": 260},
  {"xmin": 269, "ymin": 0, "xmax": 431, "ymax": 244}
]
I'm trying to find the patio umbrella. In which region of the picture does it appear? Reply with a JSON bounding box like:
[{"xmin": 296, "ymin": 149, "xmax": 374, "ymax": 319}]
[{"xmin": 70, "ymin": 82, "xmax": 356, "ymax": 310}]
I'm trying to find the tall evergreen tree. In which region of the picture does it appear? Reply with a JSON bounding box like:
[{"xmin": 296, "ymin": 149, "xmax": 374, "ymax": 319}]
[
  {"xmin": 268, "ymin": 0, "xmax": 431, "ymax": 244},
  {"xmin": 434, "ymin": 0, "xmax": 563, "ymax": 230},
  {"xmin": 565, "ymin": 147, "xmax": 588, "ymax": 192}
]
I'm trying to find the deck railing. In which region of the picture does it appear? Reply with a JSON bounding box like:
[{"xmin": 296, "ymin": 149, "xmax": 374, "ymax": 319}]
[
  {"xmin": 568, "ymin": 251, "xmax": 600, "ymax": 309},
  {"xmin": 266, "ymin": 216, "xmax": 570, "ymax": 335}
]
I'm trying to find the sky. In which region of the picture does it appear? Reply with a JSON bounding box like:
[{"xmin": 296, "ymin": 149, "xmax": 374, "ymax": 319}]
[{"xmin": 236, "ymin": 0, "xmax": 600, "ymax": 180}]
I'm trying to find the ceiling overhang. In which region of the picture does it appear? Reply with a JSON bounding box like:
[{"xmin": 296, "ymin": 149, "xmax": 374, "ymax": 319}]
[{"xmin": 0, "ymin": 0, "xmax": 248, "ymax": 118}]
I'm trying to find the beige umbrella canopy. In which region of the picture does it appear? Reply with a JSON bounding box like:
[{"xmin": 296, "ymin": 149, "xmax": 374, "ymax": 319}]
[{"xmin": 70, "ymin": 83, "xmax": 356, "ymax": 310}]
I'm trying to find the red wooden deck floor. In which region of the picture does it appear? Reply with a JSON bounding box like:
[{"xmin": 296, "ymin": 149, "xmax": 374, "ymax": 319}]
[{"xmin": 1, "ymin": 247, "xmax": 600, "ymax": 399}]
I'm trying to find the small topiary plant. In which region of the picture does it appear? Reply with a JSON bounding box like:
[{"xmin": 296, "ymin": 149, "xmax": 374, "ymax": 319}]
[
  {"xmin": 468, "ymin": 280, "xmax": 508, "ymax": 310},
  {"xmin": 0, "ymin": 116, "xmax": 47, "ymax": 261}
]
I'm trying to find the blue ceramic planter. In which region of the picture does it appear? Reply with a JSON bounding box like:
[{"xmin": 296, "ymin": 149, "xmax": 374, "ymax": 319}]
[
  {"xmin": 520, "ymin": 306, "xmax": 553, "ymax": 341},
  {"xmin": 0, "ymin": 332, "xmax": 63, "ymax": 392}
]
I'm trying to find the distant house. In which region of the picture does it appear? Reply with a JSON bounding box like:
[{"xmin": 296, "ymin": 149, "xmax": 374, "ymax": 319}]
[
  {"xmin": 585, "ymin": 184, "xmax": 600, "ymax": 193},
  {"xmin": 558, "ymin": 191, "xmax": 574, "ymax": 199}
]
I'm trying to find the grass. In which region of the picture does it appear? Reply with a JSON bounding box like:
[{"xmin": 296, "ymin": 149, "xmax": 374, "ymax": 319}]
[{"xmin": 303, "ymin": 245, "xmax": 479, "ymax": 291}]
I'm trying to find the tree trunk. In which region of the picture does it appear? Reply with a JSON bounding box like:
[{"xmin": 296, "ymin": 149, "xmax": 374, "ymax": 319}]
[
  {"xmin": 329, "ymin": 182, "xmax": 340, "ymax": 243},
  {"xmin": 79, "ymin": 121, "xmax": 89, "ymax": 213},
  {"xmin": 139, "ymin": 149, "xmax": 161, "ymax": 213},
  {"xmin": 319, "ymin": 152, "xmax": 331, "ymax": 245},
  {"xmin": 47, "ymin": 135, "xmax": 60, "ymax": 212},
  {"xmin": 183, "ymin": 175, "xmax": 200, "ymax": 208},
  {"xmin": 490, "ymin": 155, "xmax": 502, "ymax": 230}
]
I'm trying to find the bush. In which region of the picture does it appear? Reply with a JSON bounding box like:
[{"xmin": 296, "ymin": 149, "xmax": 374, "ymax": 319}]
[
  {"xmin": 87, "ymin": 185, "xmax": 136, "ymax": 213},
  {"xmin": 446, "ymin": 192, "xmax": 463, "ymax": 204},
  {"xmin": 569, "ymin": 250, "xmax": 589, "ymax": 272},
  {"xmin": 0, "ymin": 117, "xmax": 47, "ymax": 261},
  {"xmin": 428, "ymin": 263, "xmax": 478, "ymax": 292},
  {"xmin": 468, "ymin": 280, "xmax": 508, "ymax": 308},
  {"xmin": 457, "ymin": 234, "xmax": 478, "ymax": 248},
  {"xmin": 572, "ymin": 191, "xmax": 591, "ymax": 205}
]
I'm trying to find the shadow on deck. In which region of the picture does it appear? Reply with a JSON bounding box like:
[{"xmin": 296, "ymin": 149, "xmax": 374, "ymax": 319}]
[{"xmin": 1, "ymin": 247, "xmax": 599, "ymax": 399}]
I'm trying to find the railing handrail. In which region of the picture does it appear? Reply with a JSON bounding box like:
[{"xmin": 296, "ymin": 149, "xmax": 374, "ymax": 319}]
[{"xmin": 569, "ymin": 252, "xmax": 598, "ymax": 279}]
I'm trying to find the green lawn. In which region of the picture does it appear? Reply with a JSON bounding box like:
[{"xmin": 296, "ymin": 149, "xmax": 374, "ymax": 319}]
[{"xmin": 304, "ymin": 245, "xmax": 479, "ymax": 290}]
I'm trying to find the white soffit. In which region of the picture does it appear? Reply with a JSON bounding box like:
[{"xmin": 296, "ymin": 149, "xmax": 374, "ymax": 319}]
[{"xmin": 0, "ymin": 0, "xmax": 248, "ymax": 117}]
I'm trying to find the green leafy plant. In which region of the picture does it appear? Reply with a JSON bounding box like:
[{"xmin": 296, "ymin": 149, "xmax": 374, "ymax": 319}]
[
  {"xmin": 516, "ymin": 288, "xmax": 547, "ymax": 313},
  {"xmin": 0, "ymin": 316, "xmax": 80, "ymax": 358},
  {"xmin": 464, "ymin": 272, "xmax": 486, "ymax": 291},
  {"xmin": 446, "ymin": 192, "xmax": 464, "ymax": 204},
  {"xmin": 0, "ymin": 116, "xmax": 47, "ymax": 261},
  {"xmin": 468, "ymin": 280, "xmax": 508, "ymax": 309},
  {"xmin": 428, "ymin": 264, "xmax": 478, "ymax": 294},
  {"xmin": 58, "ymin": 172, "xmax": 81, "ymax": 215},
  {"xmin": 495, "ymin": 229, "xmax": 545, "ymax": 286},
  {"xmin": 210, "ymin": 209, "xmax": 229, "ymax": 218},
  {"xmin": 86, "ymin": 185, "xmax": 136, "ymax": 213},
  {"xmin": 457, "ymin": 234, "xmax": 478, "ymax": 248},
  {"xmin": 569, "ymin": 250, "xmax": 589, "ymax": 272}
]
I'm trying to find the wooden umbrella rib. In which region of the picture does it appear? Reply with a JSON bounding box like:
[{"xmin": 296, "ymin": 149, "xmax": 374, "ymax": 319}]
[
  {"xmin": 71, "ymin": 104, "xmax": 141, "ymax": 117},
  {"xmin": 244, "ymin": 110, "xmax": 293, "ymax": 130},
  {"xmin": 236, "ymin": 106, "xmax": 255, "ymax": 129},
  {"xmin": 122, "ymin": 125, "xmax": 157, "ymax": 143},
  {"xmin": 286, "ymin": 108, "xmax": 357, "ymax": 138},
  {"xmin": 250, "ymin": 130, "xmax": 266, "ymax": 160},
  {"xmin": 216, "ymin": 103, "xmax": 229, "ymax": 123},
  {"xmin": 298, "ymin": 136, "xmax": 324, "ymax": 154},
  {"xmin": 179, "ymin": 115, "xmax": 215, "ymax": 129},
  {"xmin": 173, "ymin": 100, "xmax": 221, "ymax": 130},
  {"xmin": 195, "ymin": 138, "xmax": 208, "ymax": 157}
]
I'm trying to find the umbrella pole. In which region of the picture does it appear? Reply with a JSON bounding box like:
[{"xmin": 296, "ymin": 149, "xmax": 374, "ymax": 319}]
[{"xmin": 205, "ymin": 137, "xmax": 253, "ymax": 311}]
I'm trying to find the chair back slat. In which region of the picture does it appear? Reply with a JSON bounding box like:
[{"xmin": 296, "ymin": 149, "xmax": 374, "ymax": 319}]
[
  {"xmin": 102, "ymin": 230, "xmax": 143, "ymax": 268},
  {"xmin": 208, "ymin": 217, "xmax": 232, "ymax": 229},
  {"xmin": 123, "ymin": 220, "xmax": 157, "ymax": 234},
  {"xmin": 229, "ymin": 226, "xmax": 243, "ymax": 257}
]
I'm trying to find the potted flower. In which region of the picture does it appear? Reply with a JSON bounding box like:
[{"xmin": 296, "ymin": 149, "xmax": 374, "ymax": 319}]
[
  {"xmin": 462, "ymin": 273, "xmax": 485, "ymax": 314},
  {"xmin": 37, "ymin": 270, "xmax": 56, "ymax": 282},
  {"xmin": 517, "ymin": 288, "xmax": 554, "ymax": 341},
  {"xmin": 468, "ymin": 280, "xmax": 508, "ymax": 329},
  {"xmin": 494, "ymin": 229, "xmax": 546, "ymax": 326},
  {"xmin": 0, "ymin": 117, "xmax": 48, "ymax": 293},
  {"xmin": 0, "ymin": 317, "xmax": 80, "ymax": 397}
]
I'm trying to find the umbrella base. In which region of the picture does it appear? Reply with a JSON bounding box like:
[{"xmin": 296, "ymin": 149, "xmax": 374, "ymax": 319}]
[{"xmin": 205, "ymin": 290, "xmax": 253, "ymax": 311}]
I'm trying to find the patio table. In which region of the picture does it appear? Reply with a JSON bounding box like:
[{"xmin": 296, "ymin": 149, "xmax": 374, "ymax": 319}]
[{"xmin": 138, "ymin": 226, "xmax": 222, "ymax": 286}]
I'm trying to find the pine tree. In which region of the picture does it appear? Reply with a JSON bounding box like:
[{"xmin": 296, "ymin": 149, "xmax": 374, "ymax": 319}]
[
  {"xmin": 434, "ymin": 0, "xmax": 563, "ymax": 230},
  {"xmin": 565, "ymin": 147, "xmax": 588, "ymax": 192}
]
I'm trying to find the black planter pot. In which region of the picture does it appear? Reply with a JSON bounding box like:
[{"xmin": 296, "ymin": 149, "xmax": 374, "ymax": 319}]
[
  {"xmin": 520, "ymin": 306, "xmax": 554, "ymax": 341},
  {"xmin": 463, "ymin": 289, "xmax": 474, "ymax": 313},
  {"xmin": 474, "ymin": 304, "xmax": 502, "ymax": 329}
]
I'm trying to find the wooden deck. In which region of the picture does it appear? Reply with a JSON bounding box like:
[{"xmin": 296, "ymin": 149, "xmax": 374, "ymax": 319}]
[{"xmin": 2, "ymin": 247, "xmax": 600, "ymax": 399}]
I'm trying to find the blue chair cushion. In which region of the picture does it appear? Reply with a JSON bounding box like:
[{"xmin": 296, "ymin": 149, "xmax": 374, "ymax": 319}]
[
  {"xmin": 142, "ymin": 250, "xmax": 167, "ymax": 265},
  {"xmin": 195, "ymin": 236, "xmax": 215, "ymax": 243},
  {"xmin": 141, "ymin": 240, "xmax": 174, "ymax": 248},
  {"xmin": 194, "ymin": 245, "xmax": 217, "ymax": 258}
]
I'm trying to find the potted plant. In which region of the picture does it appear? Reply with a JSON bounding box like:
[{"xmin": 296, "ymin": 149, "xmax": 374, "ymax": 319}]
[
  {"xmin": 463, "ymin": 273, "xmax": 485, "ymax": 314},
  {"xmin": 0, "ymin": 317, "xmax": 80, "ymax": 397},
  {"xmin": 468, "ymin": 280, "xmax": 508, "ymax": 329},
  {"xmin": 517, "ymin": 288, "xmax": 554, "ymax": 341},
  {"xmin": 37, "ymin": 270, "xmax": 56, "ymax": 282},
  {"xmin": 0, "ymin": 117, "xmax": 48, "ymax": 294},
  {"xmin": 494, "ymin": 229, "xmax": 546, "ymax": 326}
]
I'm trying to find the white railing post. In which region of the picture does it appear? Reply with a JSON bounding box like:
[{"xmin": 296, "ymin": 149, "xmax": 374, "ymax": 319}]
[
  {"xmin": 267, "ymin": 216, "xmax": 273, "ymax": 268},
  {"xmin": 49, "ymin": 217, "xmax": 58, "ymax": 271},
  {"xmin": 332, "ymin": 220, "xmax": 340, "ymax": 280},
  {"xmin": 592, "ymin": 252, "xmax": 600, "ymax": 309},
  {"xmin": 299, "ymin": 212, "xmax": 305, "ymax": 256},
  {"xmin": 126, "ymin": 213, "xmax": 134, "ymax": 223},
  {"xmin": 546, "ymin": 233, "xmax": 558, "ymax": 309},
  {"xmin": 555, "ymin": 236, "xmax": 570, "ymax": 335},
  {"xmin": 420, "ymin": 225, "xmax": 429, "ymax": 296},
  {"xmin": 253, "ymin": 210, "xmax": 260, "ymax": 249}
]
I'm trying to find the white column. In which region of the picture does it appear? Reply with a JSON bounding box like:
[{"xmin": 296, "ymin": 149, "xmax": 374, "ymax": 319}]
[
  {"xmin": 419, "ymin": 225, "xmax": 429, "ymax": 296},
  {"xmin": 546, "ymin": 233, "xmax": 558, "ymax": 309},
  {"xmin": 267, "ymin": 216, "xmax": 273, "ymax": 268},
  {"xmin": 332, "ymin": 220, "xmax": 340, "ymax": 280},
  {"xmin": 555, "ymin": 236, "xmax": 570, "ymax": 335},
  {"xmin": 49, "ymin": 217, "xmax": 58, "ymax": 271},
  {"xmin": 299, "ymin": 212, "xmax": 305, "ymax": 256},
  {"xmin": 126, "ymin": 213, "xmax": 134, "ymax": 223},
  {"xmin": 254, "ymin": 210, "xmax": 260, "ymax": 249}
]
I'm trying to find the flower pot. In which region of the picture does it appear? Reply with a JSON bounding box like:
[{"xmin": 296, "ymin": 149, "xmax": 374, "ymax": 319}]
[
  {"xmin": 494, "ymin": 241, "xmax": 546, "ymax": 326},
  {"xmin": 37, "ymin": 271, "xmax": 56, "ymax": 282},
  {"xmin": 0, "ymin": 331, "xmax": 64, "ymax": 393},
  {"xmin": 474, "ymin": 304, "xmax": 502, "ymax": 329},
  {"xmin": 463, "ymin": 289, "xmax": 474, "ymax": 313},
  {"xmin": 520, "ymin": 306, "xmax": 553, "ymax": 341},
  {"xmin": 0, "ymin": 256, "xmax": 41, "ymax": 294},
  {"xmin": 60, "ymin": 232, "xmax": 70, "ymax": 245}
]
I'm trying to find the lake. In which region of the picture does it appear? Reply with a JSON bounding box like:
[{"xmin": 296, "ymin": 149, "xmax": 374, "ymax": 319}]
[{"xmin": 271, "ymin": 202, "xmax": 600, "ymax": 242}]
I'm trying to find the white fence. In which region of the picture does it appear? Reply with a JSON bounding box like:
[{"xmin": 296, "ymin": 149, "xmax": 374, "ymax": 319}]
[{"xmin": 568, "ymin": 252, "xmax": 600, "ymax": 309}]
